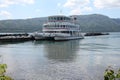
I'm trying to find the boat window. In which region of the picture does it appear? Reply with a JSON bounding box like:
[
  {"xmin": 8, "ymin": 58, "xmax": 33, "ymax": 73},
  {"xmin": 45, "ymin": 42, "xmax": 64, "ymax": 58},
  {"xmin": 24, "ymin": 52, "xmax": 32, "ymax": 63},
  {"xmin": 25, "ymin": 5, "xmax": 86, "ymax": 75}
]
[
  {"xmin": 44, "ymin": 25, "xmax": 46, "ymax": 27},
  {"xmin": 61, "ymin": 25, "xmax": 62, "ymax": 28},
  {"xmin": 44, "ymin": 25, "xmax": 48, "ymax": 28},
  {"xmin": 54, "ymin": 17, "xmax": 56, "ymax": 21},
  {"xmin": 57, "ymin": 17, "xmax": 59, "ymax": 20},
  {"xmin": 48, "ymin": 17, "xmax": 50, "ymax": 21},
  {"xmin": 55, "ymin": 25, "xmax": 57, "ymax": 27},
  {"xmin": 69, "ymin": 18, "xmax": 71, "ymax": 20},
  {"xmin": 51, "ymin": 17, "xmax": 53, "ymax": 21},
  {"xmin": 60, "ymin": 17, "xmax": 63, "ymax": 20},
  {"xmin": 63, "ymin": 17, "xmax": 65, "ymax": 20},
  {"xmin": 61, "ymin": 31, "xmax": 69, "ymax": 33},
  {"xmin": 65, "ymin": 17, "xmax": 67, "ymax": 20},
  {"xmin": 70, "ymin": 31, "xmax": 72, "ymax": 35},
  {"xmin": 67, "ymin": 25, "xmax": 68, "ymax": 28},
  {"xmin": 66, "ymin": 17, "xmax": 70, "ymax": 21},
  {"xmin": 67, "ymin": 17, "xmax": 69, "ymax": 21},
  {"xmin": 63, "ymin": 25, "xmax": 65, "ymax": 28}
]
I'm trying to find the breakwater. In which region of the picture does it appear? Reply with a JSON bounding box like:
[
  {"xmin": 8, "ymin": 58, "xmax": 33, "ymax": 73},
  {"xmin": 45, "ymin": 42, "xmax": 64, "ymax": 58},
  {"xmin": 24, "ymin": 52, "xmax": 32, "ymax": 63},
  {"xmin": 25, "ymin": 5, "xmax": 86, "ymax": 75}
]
[
  {"xmin": 84, "ymin": 32, "xmax": 109, "ymax": 36},
  {"xmin": 0, "ymin": 33, "xmax": 34, "ymax": 42}
]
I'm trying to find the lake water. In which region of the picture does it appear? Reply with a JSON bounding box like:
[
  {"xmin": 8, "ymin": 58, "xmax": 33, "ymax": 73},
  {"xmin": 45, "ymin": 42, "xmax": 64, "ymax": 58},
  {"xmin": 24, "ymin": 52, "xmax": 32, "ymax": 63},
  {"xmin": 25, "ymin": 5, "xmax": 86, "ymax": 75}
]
[{"xmin": 0, "ymin": 32, "xmax": 120, "ymax": 80}]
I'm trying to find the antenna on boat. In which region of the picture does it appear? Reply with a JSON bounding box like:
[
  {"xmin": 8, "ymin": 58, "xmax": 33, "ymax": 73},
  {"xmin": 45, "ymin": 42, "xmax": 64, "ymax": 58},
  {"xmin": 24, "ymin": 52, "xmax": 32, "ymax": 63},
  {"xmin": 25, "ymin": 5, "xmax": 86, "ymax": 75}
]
[
  {"xmin": 59, "ymin": 9, "xmax": 63, "ymax": 15},
  {"xmin": 57, "ymin": 3, "xmax": 63, "ymax": 15}
]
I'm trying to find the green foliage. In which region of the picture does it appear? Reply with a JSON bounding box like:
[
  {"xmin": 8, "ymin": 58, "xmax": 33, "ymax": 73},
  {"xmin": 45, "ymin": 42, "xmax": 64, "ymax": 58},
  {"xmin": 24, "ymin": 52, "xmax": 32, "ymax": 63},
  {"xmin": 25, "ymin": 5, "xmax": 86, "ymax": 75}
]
[
  {"xmin": 0, "ymin": 64, "xmax": 13, "ymax": 80},
  {"xmin": 104, "ymin": 66, "xmax": 120, "ymax": 80},
  {"xmin": 0, "ymin": 64, "xmax": 7, "ymax": 75},
  {"xmin": 116, "ymin": 69, "xmax": 120, "ymax": 78}
]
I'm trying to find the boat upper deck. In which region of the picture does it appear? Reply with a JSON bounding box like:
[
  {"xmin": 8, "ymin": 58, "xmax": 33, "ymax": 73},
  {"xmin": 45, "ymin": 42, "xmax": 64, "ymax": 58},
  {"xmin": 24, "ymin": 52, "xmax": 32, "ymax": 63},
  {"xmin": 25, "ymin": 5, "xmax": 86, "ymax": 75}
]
[
  {"xmin": 42, "ymin": 15, "xmax": 80, "ymax": 32},
  {"xmin": 48, "ymin": 15, "xmax": 71, "ymax": 22}
]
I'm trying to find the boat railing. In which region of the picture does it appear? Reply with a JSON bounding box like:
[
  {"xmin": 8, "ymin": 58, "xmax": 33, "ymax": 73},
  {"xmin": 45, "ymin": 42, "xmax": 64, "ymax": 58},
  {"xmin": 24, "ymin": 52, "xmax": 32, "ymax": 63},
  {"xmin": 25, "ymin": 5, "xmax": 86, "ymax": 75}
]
[
  {"xmin": 54, "ymin": 33, "xmax": 70, "ymax": 37},
  {"xmin": 41, "ymin": 33, "xmax": 70, "ymax": 37}
]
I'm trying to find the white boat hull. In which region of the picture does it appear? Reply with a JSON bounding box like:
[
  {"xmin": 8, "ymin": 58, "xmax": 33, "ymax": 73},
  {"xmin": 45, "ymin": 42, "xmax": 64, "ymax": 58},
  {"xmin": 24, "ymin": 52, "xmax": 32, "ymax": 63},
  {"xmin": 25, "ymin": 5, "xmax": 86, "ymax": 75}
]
[
  {"xmin": 34, "ymin": 35, "xmax": 84, "ymax": 41},
  {"xmin": 33, "ymin": 33, "xmax": 84, "ymax": 41},
  {"xmin": 54, "ymin": 36, "xmax": 84, "ymax": 40}
]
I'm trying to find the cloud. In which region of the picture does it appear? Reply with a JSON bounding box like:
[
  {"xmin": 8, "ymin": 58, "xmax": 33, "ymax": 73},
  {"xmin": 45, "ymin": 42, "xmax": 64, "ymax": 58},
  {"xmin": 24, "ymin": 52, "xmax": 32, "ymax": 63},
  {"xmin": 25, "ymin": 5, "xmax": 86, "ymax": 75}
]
[
  {"xmin": 57, "ymin": 3, "xmax": 61, "ymax": 7},
  {"xmin": 0, "ymin": 10, "xmax": 12, "ymax": 19},
  {"xmin": 64, "ymin": 0, "xmax": 90, "ymax": 9},
  {"xmin": 0, "ymin": 0, "xmax": 35, "ymax": 8},
  {"xmin": 69, "ymin": 6, "xmax": 92, "ymax": 15},
  {"xmin": 94, "ymin": 0, "xmax": 120, "ymax": 9},
  {"xmin": 63, "ymin": 0, "xmax": 92, "ymax": 15},
  {"xmin": 70, "ymin": 8, "xmax": 82, "ymax": 14}
]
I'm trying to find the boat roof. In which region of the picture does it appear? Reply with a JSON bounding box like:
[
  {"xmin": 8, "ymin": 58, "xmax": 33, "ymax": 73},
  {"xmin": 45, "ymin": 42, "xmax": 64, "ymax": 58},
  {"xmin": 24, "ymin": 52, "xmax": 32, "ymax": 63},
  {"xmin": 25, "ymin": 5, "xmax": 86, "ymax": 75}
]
[{"xmin": 48, "ymin": 15, "xmax": 70, "ymax": 18}]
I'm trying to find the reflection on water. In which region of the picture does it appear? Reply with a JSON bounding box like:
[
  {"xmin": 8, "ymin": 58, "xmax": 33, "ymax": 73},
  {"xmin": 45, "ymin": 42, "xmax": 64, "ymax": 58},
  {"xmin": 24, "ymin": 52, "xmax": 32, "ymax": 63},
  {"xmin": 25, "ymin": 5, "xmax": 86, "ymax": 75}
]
[
  {"xmin": 43, "ymin": 40, "xmax": 80, "ymax": 62},
  {"xmin": 0, "ymin": 32, "xmax": 120, "ymax": 80},
  {"xmin": 34, "ymin": 40, "xmax": 80, "ymax": 62}
]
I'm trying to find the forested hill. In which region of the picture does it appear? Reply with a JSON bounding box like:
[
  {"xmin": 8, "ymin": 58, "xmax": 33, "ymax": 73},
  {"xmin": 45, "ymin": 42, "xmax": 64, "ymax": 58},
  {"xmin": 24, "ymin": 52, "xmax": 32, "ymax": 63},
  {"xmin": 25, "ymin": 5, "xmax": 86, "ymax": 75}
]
[{"xmin": 0, "ymin": 14, "xmax": 120, "ymax": 33}]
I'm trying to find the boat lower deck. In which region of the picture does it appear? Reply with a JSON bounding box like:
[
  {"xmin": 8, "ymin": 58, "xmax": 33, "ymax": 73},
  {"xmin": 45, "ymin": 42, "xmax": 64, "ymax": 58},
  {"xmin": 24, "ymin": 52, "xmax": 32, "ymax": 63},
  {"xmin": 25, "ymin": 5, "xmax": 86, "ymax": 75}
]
[
  {"xmin": 33, "ymin": 32, "xmax": 84, "ymax": 41},
  {"xmin": 34, "ymin": 36, "xmax": 84, "ymax": 41}
]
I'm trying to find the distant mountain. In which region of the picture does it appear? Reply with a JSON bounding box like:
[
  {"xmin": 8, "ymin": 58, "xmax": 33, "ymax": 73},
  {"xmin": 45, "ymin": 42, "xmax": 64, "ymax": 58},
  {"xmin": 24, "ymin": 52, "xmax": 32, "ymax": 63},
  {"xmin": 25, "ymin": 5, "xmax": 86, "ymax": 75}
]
[
  {"xmin": 0, "ymin": 17, "xmax": 47, "ymax": 33},
  {"xmin": 112, "ymin": 18, "xmax": 120, "ymax": 26},
  {"xmin": 0, "ymin": 14, "xmax": 120, "ymax": 33},
  {"xmin": 72, "ymin": 14, "xmax": 120, "ymax": 32}
]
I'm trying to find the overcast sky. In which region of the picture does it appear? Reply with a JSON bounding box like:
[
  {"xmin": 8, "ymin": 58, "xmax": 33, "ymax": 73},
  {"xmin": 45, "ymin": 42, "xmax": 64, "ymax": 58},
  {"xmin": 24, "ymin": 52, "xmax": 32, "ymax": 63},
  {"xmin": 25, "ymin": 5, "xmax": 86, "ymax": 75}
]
[{"xmin": 0, "ymin": 0, "xmax": 120, "ymax": 20}]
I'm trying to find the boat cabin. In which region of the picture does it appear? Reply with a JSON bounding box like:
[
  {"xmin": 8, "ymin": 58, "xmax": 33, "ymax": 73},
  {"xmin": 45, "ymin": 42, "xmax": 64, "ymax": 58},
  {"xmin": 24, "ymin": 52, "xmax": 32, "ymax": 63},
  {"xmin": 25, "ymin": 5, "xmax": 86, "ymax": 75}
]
[{"xmin": 48, "ymin": 16, "xmax": 71, "ymax": 22}]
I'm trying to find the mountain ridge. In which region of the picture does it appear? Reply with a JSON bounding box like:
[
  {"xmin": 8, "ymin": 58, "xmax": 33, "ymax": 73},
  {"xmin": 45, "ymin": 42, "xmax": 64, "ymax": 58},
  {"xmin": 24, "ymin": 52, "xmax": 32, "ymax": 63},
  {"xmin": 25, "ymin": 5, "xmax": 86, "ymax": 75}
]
[{"xmin": 0, "ymin": 14, "xmax": 120, "ymax": 33}]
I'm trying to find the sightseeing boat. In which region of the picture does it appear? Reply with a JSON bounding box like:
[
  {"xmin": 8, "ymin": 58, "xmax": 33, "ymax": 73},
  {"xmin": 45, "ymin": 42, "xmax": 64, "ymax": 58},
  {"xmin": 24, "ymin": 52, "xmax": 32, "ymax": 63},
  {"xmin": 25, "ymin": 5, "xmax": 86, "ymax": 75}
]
[{"xmin": 33, "ymin": 15, "xmax": 84, "ymax": 40}]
